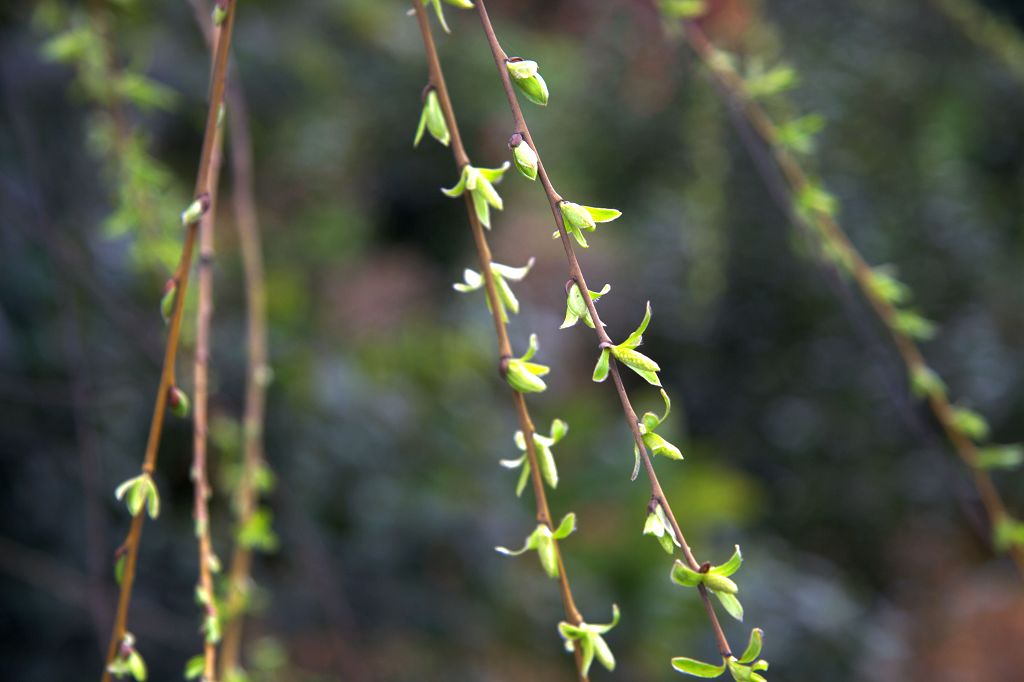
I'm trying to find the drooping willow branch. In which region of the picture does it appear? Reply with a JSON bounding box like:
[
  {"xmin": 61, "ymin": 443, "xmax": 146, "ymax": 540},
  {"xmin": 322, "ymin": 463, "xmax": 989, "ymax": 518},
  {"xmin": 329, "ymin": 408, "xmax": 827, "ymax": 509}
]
[
  {"xmin": 670, "ymin": 13, "xmax": 1024, "ymax": 577},
  {"xmin": 188, "ymin": 1, "xmax": 273, "ymax": 675},
  {"xmin": 101, "ymin": 2, "xmax": 238, "ymax": 680},
  {"xmin": 189, "ymin": 7, "xmax": 230, "ymax": 679},
  {"xmin": 470, "ymin": 1, "xmax": 770, "ymax": 676},
  {"xmin": 411, "ymin": 3, "xmax": 591, "ymax": 679},
  {"xmin": 219, "ymin": 51, "xmax": 272, "ymax": 682},
  {"xmin": 929, "ymin": 0, "xmax": 1024, "ymax": 84}
]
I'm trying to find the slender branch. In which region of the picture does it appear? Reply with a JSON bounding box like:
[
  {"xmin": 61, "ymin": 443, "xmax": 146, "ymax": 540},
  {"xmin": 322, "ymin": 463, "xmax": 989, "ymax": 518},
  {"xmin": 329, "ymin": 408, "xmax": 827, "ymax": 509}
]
[
  {"xmin": 219, "ymin": 46, "xmax": 271, "ymax": 682},
  {"xmin": 473, "ymin": 0, "xmax": 733, "ymax": 658},
  {"xmin": 676, "ymin": 18, "xmax": 1024, "ymax": 577},
  {"xmin": 100, "ymin": 2, "xmax": 239, "ymax": 679},
  {"xmin": 411, "ymin": 3, "xmax": 589, "ymax": 679},
  {"xmin": 192, "ymin": 16, "xmax": 227, "ymax": 678}
]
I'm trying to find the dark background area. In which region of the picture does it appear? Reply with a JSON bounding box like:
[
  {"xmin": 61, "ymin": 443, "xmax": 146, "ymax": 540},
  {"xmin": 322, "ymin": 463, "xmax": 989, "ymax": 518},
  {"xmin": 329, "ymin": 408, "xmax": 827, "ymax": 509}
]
[{"xmin": 1, "ymin": 1, "xmax": 1023, "ymax": 680}]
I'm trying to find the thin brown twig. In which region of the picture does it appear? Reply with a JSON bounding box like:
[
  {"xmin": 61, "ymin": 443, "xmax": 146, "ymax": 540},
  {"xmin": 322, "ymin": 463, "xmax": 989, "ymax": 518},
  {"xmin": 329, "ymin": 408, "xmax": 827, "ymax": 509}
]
[
  {"xmin": 411, "ymin": 3, "xmax": 589, "ymax": 679},
  {"xmin": 677, "ymin": 19, "xmax": 1024, "ymax": 578},
  {"xmin": 219, "ymin": 46, "xmax": 271, "ymax": 682},
  {"xmin": 192, "ymin": 17, "xmax": 227, "ymax": 677},
  {"xmin": 473, "ymin": 0, "xmax": 734, "ymax": 658},
  {"xmin": 187, "ymin": 2, "xmax": 272, "ymax": 672},
  {"xmin": 100, "ymin": 2, "xmax": 239, "ymax": 679}
]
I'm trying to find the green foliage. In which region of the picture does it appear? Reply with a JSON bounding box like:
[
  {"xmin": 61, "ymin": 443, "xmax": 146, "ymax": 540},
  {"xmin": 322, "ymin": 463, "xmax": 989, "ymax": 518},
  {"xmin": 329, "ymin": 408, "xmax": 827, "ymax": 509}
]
[
  {"xmin": 975, "ymin": 444, "xmax": 1024, "ymax": 471},
  {"xmin": 509, "ymin": 133, "xmax": 539, "ymax": 180},
  {"xmin": 951, "ymin": 406, "xmax": 990, "ymax": 442},
  {"xmin": 671, "ymin": 545, "xmax": 744, "ymax": 621},
  {"xmin": 501, "ymin": 419, "xmax": 569, "ymax": 496},
  {"xmin": 442, "ymin": 162, "xmax": 510, "ymax": 229},
  {"xmin": 115, "ymin": 473, "xmax": 160, "ymax": 519},
  {"xmin": 637, "ymin": 389, "xmax": 684, "ymax": 476},
  {"xmin": 414, "ymin": 89, "xmax": 450, "ymax": 147},
  {"xmin": 643, "ymin": 502, "xmax": 681, "ymax": 554},
  {"xmin": 593, "ymin": 302, "xmax": 662, "ymax": 387},
  {"xmin": 672, "ymin": 629, "xmax": 767, "ymax": 681},
  {"xmin": 107, "ymin": 633, "xmax": 147, "ymax": 681},
  {"xmin": 238, "ymin": 508, "xmax": 280, "ymax": 552},
  {"xmin": 504, "ymin": 333, "xmax": 551, "ymax": 394},
  {"xmin": 453, "ymin": 258, "xmax": 535, "ymax": 323},
  {"xmin": 561, "ymin": 282, "xmax": 610, "ymax": 329},
  {"xmin": 495, "ymin": 513, "xmax": 576, "ymax": 579},
  {"xmin": 557, "ymin": 605, "xmax": 620, "ymax": 677},
  {"xmin": 557, "ymin": 201, "xmax": 622, "ymax": 248},
  {"xmin": 422, "ymin": 0, "xmax": 475, "ymax": 35},
  {"xmin": 506, "ymin": 58, "xmax": 549, "ymax": 106}
]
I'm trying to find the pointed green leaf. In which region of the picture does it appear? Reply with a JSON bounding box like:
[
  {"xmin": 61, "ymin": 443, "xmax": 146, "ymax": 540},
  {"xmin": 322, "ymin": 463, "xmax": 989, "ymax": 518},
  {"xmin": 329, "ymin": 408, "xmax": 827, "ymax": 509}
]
[
  {"xmin": 552, "ymin": 512, "xmax": 576, "ymax": 540},
  {"xmin": 593, "ymin": 348, "xmax": 611, "ymax": 383},
  {"xmin": 737, "ymin": 628, "xmax": 764, "ymax": 664},
  {"xmin": 671, "ymin": 657, "xmax": 727, "ymax": 678},
  {"xmin": 713, "ymin": 590, "xmax": 744, "ymax": 621}
]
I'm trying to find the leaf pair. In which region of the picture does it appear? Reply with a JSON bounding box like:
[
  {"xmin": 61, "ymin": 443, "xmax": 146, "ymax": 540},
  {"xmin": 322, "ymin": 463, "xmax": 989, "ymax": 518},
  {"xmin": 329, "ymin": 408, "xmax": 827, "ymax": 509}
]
[
  {"xmin": 496, "ymin": 513, "xmax": 576, "ymax": 579},
  {"xmin": 115, "ymin": 473, "xmax": 160, "ymax": 519},
  {"xmin": 453, "ymin": 259, "xmax": 534, "ymax": 323},
  {"xmin": 557, "ymin": 201, "xmax": 621, "ymax": 248},
  {"xmin": 561, "ymin": 282, "xmax": 610, "ymax": 329},
  {"xmin": 672, "ymin": 628, "xmax": 767, "ymax": 681},
  {"xmin": 593, "ymin": 302, "xmax": 661, "ymax": 387},
  {"xmin": 557, "ymin": 605, "xmax": 620, "ymax": 677},
  {"xmin": 670, "ymin": 545, "xmax": 744, "ymax": 622},
  {"xmin": 442, "ymin": 162, "xmax": 510, "ymax": 229},
  {"xmin": 501, "ymin": 419, "xmax": 569, "ymax": 497},
  {"xmin": 504, "ymin": 333, "xmax": 550, "ymax": 394}
]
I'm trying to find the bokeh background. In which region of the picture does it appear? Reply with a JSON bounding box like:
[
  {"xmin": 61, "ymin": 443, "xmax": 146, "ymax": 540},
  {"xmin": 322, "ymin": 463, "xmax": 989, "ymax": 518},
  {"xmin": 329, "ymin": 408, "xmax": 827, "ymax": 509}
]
[{"xmin": 2, "ymin": 0, "xmax": 1024, "ymax": 680}]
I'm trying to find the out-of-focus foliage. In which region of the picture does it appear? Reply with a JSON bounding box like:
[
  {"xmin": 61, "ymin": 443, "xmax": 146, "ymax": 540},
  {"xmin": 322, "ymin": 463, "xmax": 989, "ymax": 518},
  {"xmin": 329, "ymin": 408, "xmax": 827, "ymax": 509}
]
[{"xmin": 1, "ymin": 1, "xmax": 1024, "ymax": 681}]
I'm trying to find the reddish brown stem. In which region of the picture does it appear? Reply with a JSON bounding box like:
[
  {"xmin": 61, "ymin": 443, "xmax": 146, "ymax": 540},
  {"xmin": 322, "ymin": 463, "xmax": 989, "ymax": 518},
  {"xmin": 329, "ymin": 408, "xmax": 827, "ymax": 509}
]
[{"xmin": 100, "ymin": 3, "xmax": 238, "ymax": 679}]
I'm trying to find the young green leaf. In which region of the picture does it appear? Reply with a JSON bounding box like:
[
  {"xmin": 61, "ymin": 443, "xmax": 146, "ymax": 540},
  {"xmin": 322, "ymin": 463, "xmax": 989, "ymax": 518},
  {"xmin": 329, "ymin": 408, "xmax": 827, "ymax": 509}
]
[
  {"xmin": 975, "ymin": 444, "xmax": 1023, "ymax": 470},
  {"xmin": 671, "ymin": 656, "xmax": 727, "ymax": 678},
  {"xmin": 951, "ymin": 406, "xmax": 990, "ymax": 442},
  {"xmin": 414, "ymin": 89, "xmax": 450, "ymax": 147},
  {"xmin": 737, "ymin": 628, "xmax": 764, "ymax": 664},
  {"xmin": 592, "ymin": 348, "xmax": 611, "ymax": 383},
  {"xmin": 561, "ymin": 282, "xmax": 610, "ymax": 329}
]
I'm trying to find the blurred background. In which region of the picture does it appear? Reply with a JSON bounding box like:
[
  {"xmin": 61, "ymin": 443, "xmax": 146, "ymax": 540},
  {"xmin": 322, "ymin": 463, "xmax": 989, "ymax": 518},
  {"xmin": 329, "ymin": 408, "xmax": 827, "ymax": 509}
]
[{"xmin": 2, "ymin": 0, "xmax": 1023, "ymax": 680}]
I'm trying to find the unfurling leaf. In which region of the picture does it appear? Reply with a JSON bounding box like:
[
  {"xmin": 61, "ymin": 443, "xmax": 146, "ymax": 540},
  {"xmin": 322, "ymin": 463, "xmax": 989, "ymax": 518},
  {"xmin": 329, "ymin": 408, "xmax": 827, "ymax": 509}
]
[
  {"xmin": 115, "ymin": 473, "xmax": 160, "ymax": 519},
  {"xmin": 910, "ymin": 365, "xmax": 946, "ymax": 399},
  {"xmin": 505, "ymin": 334, "xmax": 550, "ymax": 393},
  {"xmin": 557, "ymin": 605, "xmax": 620, "ymax": 677},
  {"xmin": 558, "ymin": 201, "xmax": 621, "ymax": 248},
  {"xmin": 414, "ymin": 89, "xmax": 450, "ymax": 147},
  {"xmin": 441, "ymin": 163, "xmax": 510, "ymax": 229},
  {"xmin": 562, "ymin": 282, "xmax": 610, "ymax": 329},
  {"xmin": 951, "ymin": 406, "xmax": 990, "ymax": 442}
]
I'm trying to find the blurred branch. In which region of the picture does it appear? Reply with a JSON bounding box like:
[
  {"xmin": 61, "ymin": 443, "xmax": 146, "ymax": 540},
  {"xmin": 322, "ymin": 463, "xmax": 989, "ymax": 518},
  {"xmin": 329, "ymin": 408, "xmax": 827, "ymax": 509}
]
[
  {"xmin": 664, "ymin": 9, "xmax": 1024, "ymax": 576},
  {"xmin": 473, "ymin": 0, "xmax": 737, "ymax": 660},
  {"xmin": 929, "ymin": 0, "xmax": 1024, "ymax": 83},
  {"xmin": 411, "ymin": 3, "xmax": 590, "ymax": 679},
  {"xmin": 190, "ymin": 11, "xmax": 228, "ymax": 678},
  {"xmin": 101, "ymin": 2, "xmax": 239, "ymax": 679}
]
